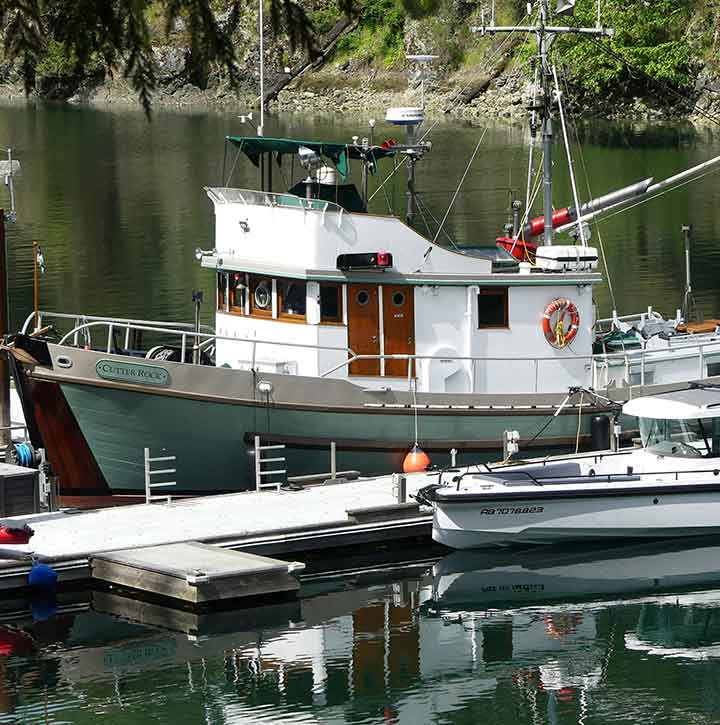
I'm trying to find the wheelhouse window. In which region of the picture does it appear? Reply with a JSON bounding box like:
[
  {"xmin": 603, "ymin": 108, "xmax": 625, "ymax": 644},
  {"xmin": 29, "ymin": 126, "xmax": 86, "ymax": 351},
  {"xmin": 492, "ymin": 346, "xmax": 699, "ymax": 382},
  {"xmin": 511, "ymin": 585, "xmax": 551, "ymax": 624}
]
[
  {"xmin": 320, "ymin": 283, "xmax": 343, "ymax": 324},
  {"xmin": 250, "ymin": 275, "xmax": 273, "ymax": 317},
  {"xmin": 278, "ymin": 278, "xmax": 307, "ymax": 321},
  {"xmin": 478, "ymin": 287, "xmax": 508, "ymax": 329},
  {"xmin": 229, "ymin": 273, "xmax": 247, "ymax": 313}
]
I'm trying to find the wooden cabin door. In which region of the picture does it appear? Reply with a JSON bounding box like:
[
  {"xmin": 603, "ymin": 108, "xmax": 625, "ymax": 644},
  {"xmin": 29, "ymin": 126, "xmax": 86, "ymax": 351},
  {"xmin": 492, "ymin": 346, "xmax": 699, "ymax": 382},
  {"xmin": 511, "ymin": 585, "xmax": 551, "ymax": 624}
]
[
  {"xmin": 347, "ymin": 284, "xmax": 380, "ymax": 375},
  {"xmin": 382, "ymin": 285, "xmax": 415, "ymax": 377}
]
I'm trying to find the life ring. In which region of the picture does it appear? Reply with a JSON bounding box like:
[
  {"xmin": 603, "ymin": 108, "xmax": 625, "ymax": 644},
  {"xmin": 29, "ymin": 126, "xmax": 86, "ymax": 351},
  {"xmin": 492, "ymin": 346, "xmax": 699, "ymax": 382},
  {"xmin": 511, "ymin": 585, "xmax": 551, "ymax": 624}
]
[{"xmin": 542, "ymin": 298, "xmax": 579, "ymax": 348}]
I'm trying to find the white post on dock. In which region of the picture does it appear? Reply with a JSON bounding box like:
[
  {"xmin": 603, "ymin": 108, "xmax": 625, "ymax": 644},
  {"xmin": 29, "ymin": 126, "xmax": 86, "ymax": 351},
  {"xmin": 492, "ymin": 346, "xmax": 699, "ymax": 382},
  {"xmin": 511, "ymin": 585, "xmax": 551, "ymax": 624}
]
[
  {"xmin": 144, "ymin": 447, "xmax": 150, "ymax": 502},
  {"xmin": 330, "ymin": 441, "xmax": 336, "ymax": 480}
]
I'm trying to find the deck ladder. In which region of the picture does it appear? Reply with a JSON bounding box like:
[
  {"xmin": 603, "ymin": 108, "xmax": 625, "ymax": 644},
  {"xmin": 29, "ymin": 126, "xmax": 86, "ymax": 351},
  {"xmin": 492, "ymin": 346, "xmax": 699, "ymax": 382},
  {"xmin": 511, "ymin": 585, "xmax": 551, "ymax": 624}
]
[
  {"xmin": 144, "ymin": 447, "xmax": 177, "ymax": 503},
  {"xmin": 254, "ymin": 436, "xmax": 286, "ymax": 492}
]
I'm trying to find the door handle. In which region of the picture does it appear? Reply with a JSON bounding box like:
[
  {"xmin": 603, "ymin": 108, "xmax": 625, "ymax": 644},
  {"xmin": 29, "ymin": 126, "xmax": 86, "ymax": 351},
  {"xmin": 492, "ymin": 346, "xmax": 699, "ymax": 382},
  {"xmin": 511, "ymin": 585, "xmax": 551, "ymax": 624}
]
[{"xmin": 372, "ymin": 335, "xmax": 378, "ymax": 342}]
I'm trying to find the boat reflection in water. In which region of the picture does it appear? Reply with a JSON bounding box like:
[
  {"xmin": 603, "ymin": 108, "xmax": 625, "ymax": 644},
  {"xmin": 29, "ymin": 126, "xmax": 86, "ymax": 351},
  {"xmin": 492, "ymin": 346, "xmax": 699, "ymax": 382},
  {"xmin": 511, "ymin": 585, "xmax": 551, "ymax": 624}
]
[{"xmin": 4, "ymin": 541, "xmax": 720, "ymax": 722}]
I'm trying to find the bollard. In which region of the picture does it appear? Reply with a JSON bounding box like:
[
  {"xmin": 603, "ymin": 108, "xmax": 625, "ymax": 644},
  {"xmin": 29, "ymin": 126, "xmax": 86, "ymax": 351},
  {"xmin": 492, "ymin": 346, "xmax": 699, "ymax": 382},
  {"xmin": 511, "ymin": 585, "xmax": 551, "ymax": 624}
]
[
  {"xmin": 450, "ymin": 448, "xmax": 457, "ymax": 467},
  {"xmin": 393, "ymin": 473, "xmax": 407, "ymax": 504},
  {"xmin": 330, "ymin": 441, "xmax": 337, "ymax": 480}
]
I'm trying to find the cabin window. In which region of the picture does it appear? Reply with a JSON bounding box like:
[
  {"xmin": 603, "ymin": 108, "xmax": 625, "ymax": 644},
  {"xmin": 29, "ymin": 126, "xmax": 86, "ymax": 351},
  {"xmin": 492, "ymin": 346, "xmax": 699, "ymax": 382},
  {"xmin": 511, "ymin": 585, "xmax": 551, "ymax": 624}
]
[
  {"xmin": 229, "ymin": 273, "xmax": 247, "ymax": 313},
  {"xmin": 278, "ymin": 278, "xmax": 307, "ymax": 320},
  {"xmin": 217, "ymin": 272, "xmax": 227, "ymax": 311},
  {"xmin": 320, "ymin": 283, "xmax": 343, "ymax": 324},
  {"xmin": 477, "ymin": 287, "xmax": 508, "ymax": 329},
  {"xmin": 250, "ymin": 275, "xmax": 273, "ymax": 317}
]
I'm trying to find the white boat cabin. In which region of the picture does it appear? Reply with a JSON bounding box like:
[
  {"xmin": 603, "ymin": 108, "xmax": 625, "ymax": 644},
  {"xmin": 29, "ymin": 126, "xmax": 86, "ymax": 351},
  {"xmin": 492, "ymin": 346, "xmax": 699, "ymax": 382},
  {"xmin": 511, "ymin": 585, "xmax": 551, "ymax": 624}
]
[{"xmin": 197, "ymin": 135, "xmax": 718, "ymax": 396}]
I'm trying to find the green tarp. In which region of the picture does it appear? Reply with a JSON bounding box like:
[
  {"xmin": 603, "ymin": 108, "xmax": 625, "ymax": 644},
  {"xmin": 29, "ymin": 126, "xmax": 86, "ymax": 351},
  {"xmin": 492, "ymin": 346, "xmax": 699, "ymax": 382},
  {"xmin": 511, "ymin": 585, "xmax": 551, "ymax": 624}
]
[{"xmin": 226, "ymin": 136, "xmax": 398, "ymax": 179}]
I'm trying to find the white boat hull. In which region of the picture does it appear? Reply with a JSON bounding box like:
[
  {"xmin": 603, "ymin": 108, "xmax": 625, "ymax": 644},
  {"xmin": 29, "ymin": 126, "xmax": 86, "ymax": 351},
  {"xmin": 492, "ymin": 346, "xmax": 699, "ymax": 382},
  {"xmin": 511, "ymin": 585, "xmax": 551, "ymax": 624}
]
[{"xmin": 433, "ymin": 487, "xmax": 720, "ymax": 548}]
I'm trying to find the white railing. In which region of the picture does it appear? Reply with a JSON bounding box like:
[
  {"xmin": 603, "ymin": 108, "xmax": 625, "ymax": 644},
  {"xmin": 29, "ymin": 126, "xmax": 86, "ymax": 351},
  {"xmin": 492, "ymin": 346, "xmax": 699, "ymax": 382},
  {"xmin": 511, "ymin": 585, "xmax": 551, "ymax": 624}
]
[
  {"xmin": 53, "ymin": 319, "xmax": 355, "ymax": 369},
  {"xmin": 207, "ymin": 187, "xmax": 344, "ymax": 215},
  {"xmin": 28, "ymin": 312, "xmax": 720, "ymax": 395}
]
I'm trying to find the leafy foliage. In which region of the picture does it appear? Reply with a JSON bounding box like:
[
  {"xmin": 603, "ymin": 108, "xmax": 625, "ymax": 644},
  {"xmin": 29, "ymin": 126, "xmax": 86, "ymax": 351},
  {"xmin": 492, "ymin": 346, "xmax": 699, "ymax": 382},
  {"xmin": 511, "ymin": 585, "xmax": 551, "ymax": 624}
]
[
  {"xmin": 336, "ymin": 0, "xmax": 405, "ymax": 64},
  {"xmin": 0, "ymin": 0, "xmax": 328, "ymax": 115},
  {"xmin": 557, "ymin": 0, "xmax": 696, "ymax": 95}
]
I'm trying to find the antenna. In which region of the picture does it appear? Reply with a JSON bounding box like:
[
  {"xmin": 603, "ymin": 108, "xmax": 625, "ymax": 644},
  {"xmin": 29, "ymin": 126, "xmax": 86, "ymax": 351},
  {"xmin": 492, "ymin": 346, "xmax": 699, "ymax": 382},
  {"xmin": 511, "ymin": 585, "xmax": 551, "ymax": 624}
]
[
  {"xmin": 471, "ymin": 0, "xmax": 612, "ymax": 246},
  {"xmin": 405, "ymin": 54, "xmax": 438, "ymax": 109}
]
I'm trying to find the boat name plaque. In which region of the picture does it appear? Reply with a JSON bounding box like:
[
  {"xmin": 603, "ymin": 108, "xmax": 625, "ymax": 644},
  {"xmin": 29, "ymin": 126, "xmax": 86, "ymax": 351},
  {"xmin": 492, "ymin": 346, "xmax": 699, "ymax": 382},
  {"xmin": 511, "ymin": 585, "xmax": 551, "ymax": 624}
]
[{"xmin": 96, "ymin": 359, "xmax": 170, "ymax": 386}]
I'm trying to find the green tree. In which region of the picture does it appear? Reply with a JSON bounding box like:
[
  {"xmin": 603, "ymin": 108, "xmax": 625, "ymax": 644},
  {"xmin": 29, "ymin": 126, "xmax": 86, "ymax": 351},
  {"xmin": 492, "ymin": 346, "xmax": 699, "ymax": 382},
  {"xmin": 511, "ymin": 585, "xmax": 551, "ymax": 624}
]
[
  {"xmin": 0, "ymin": 0, "xmax": 349, "ymax": 114},
  {"xmin": 558, "ymin": 0, "xmax": 696, "ymax": 96}
]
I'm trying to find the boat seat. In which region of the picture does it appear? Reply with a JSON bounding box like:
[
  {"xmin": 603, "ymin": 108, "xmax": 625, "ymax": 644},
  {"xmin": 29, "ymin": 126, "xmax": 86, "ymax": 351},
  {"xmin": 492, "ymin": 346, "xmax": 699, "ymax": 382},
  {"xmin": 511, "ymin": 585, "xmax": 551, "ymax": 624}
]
[{"xmin": 500, "ymin": 462, "xmax": 583, "ymax": 480}]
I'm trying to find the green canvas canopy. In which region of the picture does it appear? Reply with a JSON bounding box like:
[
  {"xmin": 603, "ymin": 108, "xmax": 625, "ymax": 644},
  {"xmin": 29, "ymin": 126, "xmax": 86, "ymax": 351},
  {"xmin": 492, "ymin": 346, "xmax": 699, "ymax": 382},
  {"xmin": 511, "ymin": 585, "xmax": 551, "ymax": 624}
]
[{"xmin": 226, "ymin": 136, "xmax": 398, "ymax": 179}]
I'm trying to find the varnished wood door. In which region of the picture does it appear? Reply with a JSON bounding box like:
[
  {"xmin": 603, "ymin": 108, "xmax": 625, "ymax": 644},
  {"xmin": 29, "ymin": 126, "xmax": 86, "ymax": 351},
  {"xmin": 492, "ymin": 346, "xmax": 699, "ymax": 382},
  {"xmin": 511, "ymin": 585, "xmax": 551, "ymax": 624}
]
[
  {"xmin": 383, "ymin": 285, "xmax": 415, "ymax": 377},
  {"xmin": 347, "ymin": 284, "xmax": 380, "ymax": 375}
]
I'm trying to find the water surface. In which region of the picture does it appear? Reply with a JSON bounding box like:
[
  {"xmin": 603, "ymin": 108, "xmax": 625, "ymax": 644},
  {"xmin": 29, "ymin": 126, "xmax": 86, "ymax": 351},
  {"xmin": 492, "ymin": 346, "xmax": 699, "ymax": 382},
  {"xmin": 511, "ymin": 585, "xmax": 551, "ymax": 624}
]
[{"xmin": 2, "ymin": 103, "xmax": 720, "ymax": 332}]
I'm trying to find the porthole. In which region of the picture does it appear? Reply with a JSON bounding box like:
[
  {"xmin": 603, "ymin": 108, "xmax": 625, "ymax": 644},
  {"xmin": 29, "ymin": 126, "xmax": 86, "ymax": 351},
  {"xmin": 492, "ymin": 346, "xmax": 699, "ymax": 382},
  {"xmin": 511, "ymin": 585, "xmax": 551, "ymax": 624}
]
[
  {"xmin": 392, "ymin": 291, "xmax": 406, "ymax": 307},
  {"xmin": 357, "ymin": 290, "xmax": 370, "ymax": 306},
  {"xmin": 254, "ymin": 281, "xmax": 272, "ymax": 310}
]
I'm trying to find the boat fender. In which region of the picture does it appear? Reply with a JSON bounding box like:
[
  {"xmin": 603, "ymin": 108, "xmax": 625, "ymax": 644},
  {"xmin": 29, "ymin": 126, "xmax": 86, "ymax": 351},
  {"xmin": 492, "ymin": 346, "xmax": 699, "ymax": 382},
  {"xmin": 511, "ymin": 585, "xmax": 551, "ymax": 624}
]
[
  {"xmin": 27, "ymin": 561, "xmax": 57, "ymax": 592},
  {"xmin": 542, "ymin": 298, "xmax": 579, "ymax": 348},
  {"xmin": 403, "ymin": 445, "xmax": 431, "ymax": 474},
  {"xmin": 6, "ymin": 442, "xmax": 37, "ymax": 468}
]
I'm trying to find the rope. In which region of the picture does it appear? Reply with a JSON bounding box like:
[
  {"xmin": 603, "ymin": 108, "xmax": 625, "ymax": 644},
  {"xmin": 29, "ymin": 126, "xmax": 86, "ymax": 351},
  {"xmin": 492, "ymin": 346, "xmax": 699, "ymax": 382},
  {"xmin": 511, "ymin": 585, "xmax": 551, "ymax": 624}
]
[
  {"xmin": 575, "ymin": 391, "xmax": 584, "ymax": 454},
  {"xmin": 432, "ymin": 127, "xmax": 489, "ymax": 245}
]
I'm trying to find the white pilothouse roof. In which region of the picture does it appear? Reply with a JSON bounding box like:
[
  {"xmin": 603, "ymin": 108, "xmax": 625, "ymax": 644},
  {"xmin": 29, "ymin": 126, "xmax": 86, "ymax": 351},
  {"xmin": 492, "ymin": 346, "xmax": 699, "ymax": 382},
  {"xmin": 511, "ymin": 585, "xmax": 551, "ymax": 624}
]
[{"xmin": 623, "ymin": 386, "xmax": 720, "ymax": 420}]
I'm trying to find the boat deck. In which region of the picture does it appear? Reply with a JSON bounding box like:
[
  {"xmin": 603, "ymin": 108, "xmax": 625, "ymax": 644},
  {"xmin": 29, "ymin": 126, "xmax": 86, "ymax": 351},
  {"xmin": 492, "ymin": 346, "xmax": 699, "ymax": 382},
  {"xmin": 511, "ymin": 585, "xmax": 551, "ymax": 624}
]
[{"xmin": 0, "ymin": 473, "xmax": 436, "ymax": 589}]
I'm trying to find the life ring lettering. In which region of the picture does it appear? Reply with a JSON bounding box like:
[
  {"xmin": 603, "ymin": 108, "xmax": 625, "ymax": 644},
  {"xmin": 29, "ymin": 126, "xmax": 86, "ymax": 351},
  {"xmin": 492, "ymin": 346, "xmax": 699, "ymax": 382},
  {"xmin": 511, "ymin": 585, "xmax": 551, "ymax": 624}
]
[{"xmin": 542, "ymin": 298, "xmax": 579, "ymax": 348}]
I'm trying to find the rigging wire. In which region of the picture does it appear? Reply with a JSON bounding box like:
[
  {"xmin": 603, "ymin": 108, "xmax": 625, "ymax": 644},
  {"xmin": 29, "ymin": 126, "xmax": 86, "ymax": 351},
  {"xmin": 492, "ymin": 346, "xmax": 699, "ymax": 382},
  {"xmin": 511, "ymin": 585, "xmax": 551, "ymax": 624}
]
[
  {"xmin": 560, "ymin": 68, "xmax": 618, "ymax": 313},
  {"xmin": 432, "ymin": 127, "xmax": 490, "ymax": 245},
  {"xmin": 368, "ymin": 11, "xmax": 535, "ymax": 205}
]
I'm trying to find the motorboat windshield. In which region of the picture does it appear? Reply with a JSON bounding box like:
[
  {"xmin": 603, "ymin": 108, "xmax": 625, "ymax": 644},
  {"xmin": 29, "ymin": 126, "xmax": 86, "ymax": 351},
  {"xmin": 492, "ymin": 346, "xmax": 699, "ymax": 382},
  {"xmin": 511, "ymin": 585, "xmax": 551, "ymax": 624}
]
[{"xmin": 638, "ymin": 417, "xmax": 720, "ymax": 458}]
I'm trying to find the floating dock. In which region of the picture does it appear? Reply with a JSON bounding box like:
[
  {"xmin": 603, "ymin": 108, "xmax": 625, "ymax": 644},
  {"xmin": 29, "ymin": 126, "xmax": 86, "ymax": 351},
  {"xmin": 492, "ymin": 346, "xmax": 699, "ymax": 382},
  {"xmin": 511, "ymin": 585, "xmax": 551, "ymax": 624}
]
[
  {"xmin": 91, "ymin": 542, "xmax": 304, "ymax": 605},
  {"xmin": 0, "ymin": 473, "xmax": 434, "ymax": 593}
]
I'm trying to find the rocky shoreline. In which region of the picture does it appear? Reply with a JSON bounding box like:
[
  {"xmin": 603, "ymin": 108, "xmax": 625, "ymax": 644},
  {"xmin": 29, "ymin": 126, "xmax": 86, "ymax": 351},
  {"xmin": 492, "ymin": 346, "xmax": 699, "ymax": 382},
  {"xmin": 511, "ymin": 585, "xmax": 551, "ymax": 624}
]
[{"xmin": 0, "ymin": 68, "xmax": 718, "ymax": 127}]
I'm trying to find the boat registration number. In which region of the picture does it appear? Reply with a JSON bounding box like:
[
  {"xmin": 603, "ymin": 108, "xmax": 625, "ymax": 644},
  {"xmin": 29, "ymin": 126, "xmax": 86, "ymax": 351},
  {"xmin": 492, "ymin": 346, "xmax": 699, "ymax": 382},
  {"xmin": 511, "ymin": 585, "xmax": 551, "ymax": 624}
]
[{"xmin": 479, "ymin": 506, "xmax": 544, "ymax": 515}]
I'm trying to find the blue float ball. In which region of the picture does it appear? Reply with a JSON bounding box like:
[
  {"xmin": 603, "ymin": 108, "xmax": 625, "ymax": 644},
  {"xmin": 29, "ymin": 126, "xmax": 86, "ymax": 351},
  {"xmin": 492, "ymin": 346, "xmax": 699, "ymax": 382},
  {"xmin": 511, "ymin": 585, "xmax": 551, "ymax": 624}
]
[{"xmin": 27, "ymin": 562, "xmax": 57, "ymax": 592}]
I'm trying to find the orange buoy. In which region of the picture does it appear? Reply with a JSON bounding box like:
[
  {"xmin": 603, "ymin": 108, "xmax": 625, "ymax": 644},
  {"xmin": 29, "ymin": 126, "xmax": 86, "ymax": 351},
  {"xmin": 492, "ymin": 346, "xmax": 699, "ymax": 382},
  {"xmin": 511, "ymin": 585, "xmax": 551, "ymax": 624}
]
[{"xmin": 403, "ymin": 444, "xmax": 431, "ymax": 473}]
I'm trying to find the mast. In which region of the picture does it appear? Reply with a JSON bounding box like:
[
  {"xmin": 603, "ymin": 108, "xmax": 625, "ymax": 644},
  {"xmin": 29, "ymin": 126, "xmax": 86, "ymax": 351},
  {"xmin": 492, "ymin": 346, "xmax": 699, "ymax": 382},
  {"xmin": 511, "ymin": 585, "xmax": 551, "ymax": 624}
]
[
  {"xmin": 472, "ymin": 1, "xmax": 612, "ymax": 245},
  {"xmin": 539, "ymin": 0, "xmax": 553, "ymax": 245}
]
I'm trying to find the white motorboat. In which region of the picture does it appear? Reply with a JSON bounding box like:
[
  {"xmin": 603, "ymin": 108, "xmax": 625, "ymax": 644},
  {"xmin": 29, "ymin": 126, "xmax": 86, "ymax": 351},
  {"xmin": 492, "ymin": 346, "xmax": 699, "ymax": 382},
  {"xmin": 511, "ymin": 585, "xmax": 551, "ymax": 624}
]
[{"xmin": 421, "ymin": 385, "xmax": 720, "ymax": 548}]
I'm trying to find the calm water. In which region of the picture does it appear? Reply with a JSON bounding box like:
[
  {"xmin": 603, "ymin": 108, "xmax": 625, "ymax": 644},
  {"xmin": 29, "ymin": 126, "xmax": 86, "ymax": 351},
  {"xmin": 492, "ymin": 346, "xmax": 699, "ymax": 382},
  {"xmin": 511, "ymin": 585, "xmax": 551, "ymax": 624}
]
[
  {"xmin": 3, "ymin": 102, "xmax": 720, "ymax": 333},
  {"xmin": 3, "ymin": 539, "xmax": 720, "ymax": 723},
  {"xmin": 4, "ymin": 102, "xmax": 720, "ymax": 722}
]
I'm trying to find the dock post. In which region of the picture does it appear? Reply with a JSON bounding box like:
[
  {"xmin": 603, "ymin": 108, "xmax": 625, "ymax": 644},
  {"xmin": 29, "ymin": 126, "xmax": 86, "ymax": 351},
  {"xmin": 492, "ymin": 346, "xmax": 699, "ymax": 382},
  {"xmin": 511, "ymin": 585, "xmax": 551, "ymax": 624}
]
[
  {"xmin": 330, "ymin": 441, "xmax": 336, "ymax": 480},
  {"xmin": 144, "ymin": 447, "xmax": 151, "ymax": 502},
  {"xmin": 393, "ymin": 473, "xmax": 407, "ymax": 504},
  {"xmin": 254, "ymin": 436, "xmax": 261, "ymax": 490},
  {"xmin": 450, "ymin": 448, "xmax": 457, "ymax": 467}
]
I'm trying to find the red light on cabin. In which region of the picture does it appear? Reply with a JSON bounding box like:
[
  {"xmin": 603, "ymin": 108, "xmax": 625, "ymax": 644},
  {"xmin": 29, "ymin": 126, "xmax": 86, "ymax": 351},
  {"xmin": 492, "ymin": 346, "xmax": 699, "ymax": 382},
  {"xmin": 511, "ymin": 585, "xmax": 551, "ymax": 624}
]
[{"xmin": 336, "ymin": 252, "xmax": 394, "ymax": 270}]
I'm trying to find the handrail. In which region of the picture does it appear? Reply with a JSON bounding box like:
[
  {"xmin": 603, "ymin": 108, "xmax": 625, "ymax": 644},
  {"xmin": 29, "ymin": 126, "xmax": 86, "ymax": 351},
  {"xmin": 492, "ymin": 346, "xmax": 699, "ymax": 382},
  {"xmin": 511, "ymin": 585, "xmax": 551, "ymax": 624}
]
[
  {"xmin": 20, "ymin": 310, "xmax": 214, "ymax": 336},
  {"xmin": 56, "ymin": 320, "xmax": 356, "ymax": 359},
  {"xmin": 34, "ymin": 313, "xmax": 720, "ymax": 393},
  {"xmin": 208, "ymin": 187, "xmax": 341, "ymax": 214},
  {"xmin": 319, "ymin": 339, "xmax": 720, "ymax": 379}
]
